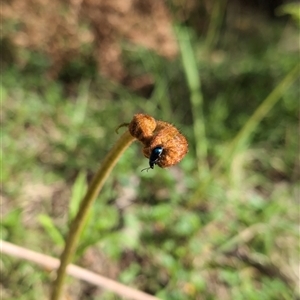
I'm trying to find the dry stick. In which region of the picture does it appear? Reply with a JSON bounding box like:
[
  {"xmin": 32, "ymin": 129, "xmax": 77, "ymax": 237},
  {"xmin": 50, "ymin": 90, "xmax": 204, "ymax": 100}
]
[
  {"xmin": 51, "ymin": 130, "xmax": 136, "ymax": 300},
  {"xmin": 1, "ymin": 240, "xmax": 159, "ymax": 300}
]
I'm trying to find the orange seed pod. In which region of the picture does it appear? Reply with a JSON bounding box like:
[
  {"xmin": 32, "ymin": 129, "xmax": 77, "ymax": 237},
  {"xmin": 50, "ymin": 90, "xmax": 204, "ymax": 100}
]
[
  {"xmin": 143, "ymin": 121, "xmax": 188, "ymax": 168},
  {"xmin": 128, "ymin": 114, "xmax": 156, "ymax": 145},
  {"xmin": 127, "ymin": 114, "xmax": 188, "ymax": 170}
]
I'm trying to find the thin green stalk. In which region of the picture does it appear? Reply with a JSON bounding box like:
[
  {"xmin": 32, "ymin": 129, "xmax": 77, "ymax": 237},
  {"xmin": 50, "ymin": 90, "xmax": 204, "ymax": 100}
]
[
  {"xmin": 213, "ymin": 63, "xmax": 300, "ymax": 172},
  {"xmin": 177, "ymin": 26, "xmax": 209, "ymax": 177},
  {"xmin": 190, "ymin": 63, "xmax": 300, "ymax": 204},
  {"xmin": 51, "ymin": 130, "xmax": 135, "ymax": 300},
  {"xmin": 205, "ymin": 0, "xmax": 228, "ymax": 50}
]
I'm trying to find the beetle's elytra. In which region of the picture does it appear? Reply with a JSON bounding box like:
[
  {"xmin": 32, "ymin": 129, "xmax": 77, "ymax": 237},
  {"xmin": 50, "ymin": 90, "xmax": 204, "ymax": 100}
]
[{"xmin": 149, "ymin": 146, "xmax": 163, "ymax": 169}]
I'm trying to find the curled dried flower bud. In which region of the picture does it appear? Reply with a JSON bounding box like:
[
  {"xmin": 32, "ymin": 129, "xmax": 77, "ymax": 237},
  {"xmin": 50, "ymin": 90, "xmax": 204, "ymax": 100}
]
[
  {"xmin": 128, "ymin": 113, "xmax": 156, "ymax": 145},
  {"xmin": 127, "ymin": 114, "xmax": 188, "ymax": 170}
]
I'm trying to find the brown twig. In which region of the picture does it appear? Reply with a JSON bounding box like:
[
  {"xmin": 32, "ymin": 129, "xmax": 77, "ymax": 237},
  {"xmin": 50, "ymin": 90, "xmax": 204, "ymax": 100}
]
[{"xmin": 1, "ymin": 240, "xmax": 160, "ymax": 300}]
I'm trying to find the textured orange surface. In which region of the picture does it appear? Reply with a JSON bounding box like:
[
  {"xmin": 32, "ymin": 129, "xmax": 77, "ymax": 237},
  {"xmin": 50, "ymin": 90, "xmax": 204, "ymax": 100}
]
[
  {"xmin": 128, "ymin": 114, "xmax": 188, "ymax": 168},
  {"xmin": 128, "ymin": 114, "xmax": 156, "ymax": 145}
]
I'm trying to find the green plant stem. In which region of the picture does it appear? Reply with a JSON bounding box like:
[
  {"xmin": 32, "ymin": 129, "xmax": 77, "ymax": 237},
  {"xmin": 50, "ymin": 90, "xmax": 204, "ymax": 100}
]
[
  {"xmin": 177, "ymin": 26, "xmax": 209, "ymax": 177},
  {"xmin": 190, "ymin": 63, "xmax": 300, "ymax": 204},
  {"xmin": 213, "ymin": 63, "xmax": 300, "ymax": 172},
  {"xmin": 205, "ymin": 0, "xmax": 228, "ymax": 50},
  {"xmin": 51, "ymin": 130, "xmax": 135, "ymax": 300}
]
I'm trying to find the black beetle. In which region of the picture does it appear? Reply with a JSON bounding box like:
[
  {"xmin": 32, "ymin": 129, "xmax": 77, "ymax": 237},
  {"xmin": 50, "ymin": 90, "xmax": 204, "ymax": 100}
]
[{"xmin": 141, "ymin": 146, "xmax": 163, "ymax": 172}]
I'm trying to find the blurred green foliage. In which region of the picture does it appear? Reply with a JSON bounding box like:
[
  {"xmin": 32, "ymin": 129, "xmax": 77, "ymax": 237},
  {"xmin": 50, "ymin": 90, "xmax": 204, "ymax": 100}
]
[{"xmin": 1, "ymin": 2, "xmax": 299, "ymax": 300}]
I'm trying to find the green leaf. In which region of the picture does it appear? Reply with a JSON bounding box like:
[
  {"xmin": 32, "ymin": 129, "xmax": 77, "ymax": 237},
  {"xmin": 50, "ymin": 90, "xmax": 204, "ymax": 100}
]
[
  {"xmin": 276, "ymin": 3, "xmax": 300, "ymax": 26},
  {"xmin": 69, "ymin": 171, "xmax": 87, "ymax": 221},
  {"xmin": 38, "ymin": 214, "xmax": 65, "ymax": 247}
]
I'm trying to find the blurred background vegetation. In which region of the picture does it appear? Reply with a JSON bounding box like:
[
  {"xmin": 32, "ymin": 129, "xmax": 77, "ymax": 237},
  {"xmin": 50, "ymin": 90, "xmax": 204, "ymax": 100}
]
[{"xmin": 1, "ymin": 0, "xmax": 299, "ymax": 299}]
